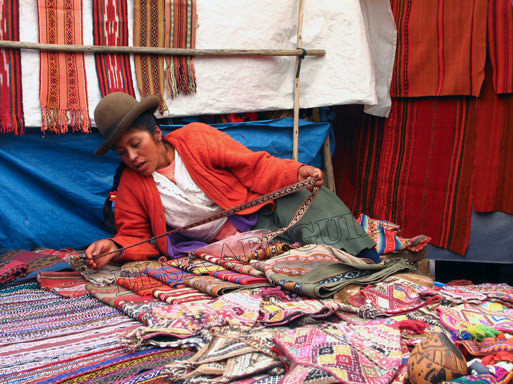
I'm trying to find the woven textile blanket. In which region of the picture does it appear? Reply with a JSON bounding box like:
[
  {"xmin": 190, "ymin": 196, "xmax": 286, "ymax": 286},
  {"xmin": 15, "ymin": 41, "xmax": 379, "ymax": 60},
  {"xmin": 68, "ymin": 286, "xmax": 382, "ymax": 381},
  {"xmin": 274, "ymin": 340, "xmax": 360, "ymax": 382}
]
[
  {"xmin": 273, "ymin": 322, "xmax": 403, "ymax": 384},
  {"xmin": 92, "ymin": 0, "xmax": 135, "ymax": 97},
  {"xmin": 0, "ymin": 259, "xmax": 28, "ymax": 286},
  {"xmin": 0, "ymin": 282, "xmax": 155, "ymax": 384},
  {"xmin": 37, "ymin": 0, "xmax": 90, "ymax": 133},
  {"xmin": 260, "ymin": 245, "xmax": 416, "ymax": 298},
  {"xmin": 37, "ymin": 270, "xmax": 89, "ymax": 298},
  {"xmin": 0, "ymin": 0, "xmax": 24, "ymax": 134},
  {"xmin": 145, "ymin": 264, "xmax": 193, "ymax": 287},
  {"xmin": 340, "ymin": 97, "xmax": 476, "ymax": 255},
  {"xmin": 390, "ymin": 0, "xmax": 487, "ymax": 97},
  {"xmin": 86, "ymin": 283, "xmax": 170, "ymax": 325},
  {"xmin": 437, "ymin": 303, "xmax": 513, "ymax": 334},
  {"xmin": 357, "ymin": 213, "xmax": 431, "ymax": 254}
]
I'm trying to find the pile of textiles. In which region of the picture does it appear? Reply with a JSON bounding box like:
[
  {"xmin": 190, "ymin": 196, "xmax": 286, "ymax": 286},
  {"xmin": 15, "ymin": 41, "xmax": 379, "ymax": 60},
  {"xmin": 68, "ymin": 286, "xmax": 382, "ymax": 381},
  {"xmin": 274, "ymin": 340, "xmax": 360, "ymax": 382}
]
[{"xmin": 1, "ymin": 240, "xmax": 512, "ymax": 383}]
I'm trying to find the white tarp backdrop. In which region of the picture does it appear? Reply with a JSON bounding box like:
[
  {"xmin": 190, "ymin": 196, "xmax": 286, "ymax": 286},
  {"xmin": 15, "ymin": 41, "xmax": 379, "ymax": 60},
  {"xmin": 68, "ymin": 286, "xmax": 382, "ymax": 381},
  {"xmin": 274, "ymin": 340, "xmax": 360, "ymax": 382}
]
[{"xmin": 19, "ymin": 0, "xmax": 396, "ymax": 127}]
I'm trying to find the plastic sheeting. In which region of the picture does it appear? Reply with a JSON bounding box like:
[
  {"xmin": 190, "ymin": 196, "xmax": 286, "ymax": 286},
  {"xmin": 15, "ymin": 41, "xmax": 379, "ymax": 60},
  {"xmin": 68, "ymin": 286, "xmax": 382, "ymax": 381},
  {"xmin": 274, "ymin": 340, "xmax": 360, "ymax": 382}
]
[{"xmin": 0, "ymin": 118, "xmax": 333, "ymax": 250}]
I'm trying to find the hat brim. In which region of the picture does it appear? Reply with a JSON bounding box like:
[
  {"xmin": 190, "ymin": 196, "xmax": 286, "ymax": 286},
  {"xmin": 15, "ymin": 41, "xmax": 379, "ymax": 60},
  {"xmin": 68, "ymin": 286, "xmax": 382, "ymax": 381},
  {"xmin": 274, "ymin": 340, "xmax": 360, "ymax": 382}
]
[{"xmin": 95, "ymin": 95, "xmax": 161, "ymax": 156}]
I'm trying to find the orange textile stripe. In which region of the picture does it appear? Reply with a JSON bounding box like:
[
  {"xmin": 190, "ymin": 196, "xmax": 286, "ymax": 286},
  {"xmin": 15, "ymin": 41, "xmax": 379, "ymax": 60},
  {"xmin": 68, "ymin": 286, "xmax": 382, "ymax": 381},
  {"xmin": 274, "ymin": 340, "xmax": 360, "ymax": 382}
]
[
  {"xmin": 473, "ymin": 64, "xmax": 513, "ymax": 214},
  {"xmin": 390, "ymin": 0, "xmax": 487, "ymax": 97},
  {"xmin": 164, "ymin": 0, "xmax": 197, "ymax": 98},
  {"xmin": 37, "ymin": 0, "xmax": 90, "ymax": 133},
  {"xmin": 339, "ymin": 98, "xmax": 476, "ymax": 256},
  {"xmin": 0, "ymin": 0, "xmax": 24, "ymax": 135},
  {"xmin": 487, "ymin": 0, "xmax": 513, "ymax": 94},
  {"xmin": 134, "ymin": 0, "xmax": 167, "ymax": 113}
]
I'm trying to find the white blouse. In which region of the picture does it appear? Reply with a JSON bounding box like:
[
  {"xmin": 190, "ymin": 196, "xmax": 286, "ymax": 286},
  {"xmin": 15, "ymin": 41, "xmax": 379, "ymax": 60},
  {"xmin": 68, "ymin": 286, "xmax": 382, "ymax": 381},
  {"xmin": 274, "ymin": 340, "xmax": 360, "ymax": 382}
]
[{"xmin": 152, "ymin": 152, "xmax": 227, "ymax": 242}]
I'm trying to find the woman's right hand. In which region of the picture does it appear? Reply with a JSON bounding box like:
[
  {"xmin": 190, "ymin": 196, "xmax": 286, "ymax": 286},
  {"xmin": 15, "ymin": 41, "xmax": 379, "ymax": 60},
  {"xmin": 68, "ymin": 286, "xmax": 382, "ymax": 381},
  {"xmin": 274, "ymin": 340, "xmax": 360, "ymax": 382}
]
[{"xmin": 84, "ymin": 239, "xmax": 121, "ymax": 270}]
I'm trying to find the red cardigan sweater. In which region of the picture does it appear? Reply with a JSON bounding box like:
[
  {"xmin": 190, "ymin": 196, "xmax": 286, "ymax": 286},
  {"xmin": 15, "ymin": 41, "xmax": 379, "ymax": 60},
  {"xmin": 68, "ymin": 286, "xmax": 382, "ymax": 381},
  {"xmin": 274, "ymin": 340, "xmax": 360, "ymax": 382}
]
[{"xmin": 112, "ymin": 122, "xmax": 302, "ymax": 261}]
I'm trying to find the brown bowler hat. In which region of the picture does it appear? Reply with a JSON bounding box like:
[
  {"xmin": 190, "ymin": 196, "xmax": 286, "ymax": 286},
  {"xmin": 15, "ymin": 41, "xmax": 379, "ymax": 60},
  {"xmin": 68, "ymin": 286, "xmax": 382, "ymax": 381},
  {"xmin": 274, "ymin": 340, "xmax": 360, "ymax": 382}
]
[{"xmin": 94, "ymin": 92, "xmax": 160, "ymax": 155}]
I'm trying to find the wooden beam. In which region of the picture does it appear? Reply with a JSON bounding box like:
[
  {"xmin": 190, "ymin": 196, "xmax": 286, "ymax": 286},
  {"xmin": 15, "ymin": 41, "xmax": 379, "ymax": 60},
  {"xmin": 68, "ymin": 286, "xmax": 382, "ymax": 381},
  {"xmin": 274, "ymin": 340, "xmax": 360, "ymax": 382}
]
[
  {"xmin": 292, "ymin": 0, "xmax": 305, "ymax": 161},
  {"xmin": 0, "ymin": 40, "xmax": 325, "ymax": 57}
]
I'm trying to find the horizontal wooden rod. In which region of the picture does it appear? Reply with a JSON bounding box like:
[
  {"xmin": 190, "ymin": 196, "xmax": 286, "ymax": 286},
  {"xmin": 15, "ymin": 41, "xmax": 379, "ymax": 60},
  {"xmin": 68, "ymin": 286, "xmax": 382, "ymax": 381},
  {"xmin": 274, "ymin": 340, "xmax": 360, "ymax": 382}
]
[{"xmin": 0, "ymin": 40, "xmax": 325, "ymax": 57}]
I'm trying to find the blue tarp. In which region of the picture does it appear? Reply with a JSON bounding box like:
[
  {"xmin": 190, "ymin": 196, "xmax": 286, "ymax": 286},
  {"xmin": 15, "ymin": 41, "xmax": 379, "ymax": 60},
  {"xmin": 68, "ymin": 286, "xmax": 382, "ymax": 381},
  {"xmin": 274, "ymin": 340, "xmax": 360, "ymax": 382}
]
[{"xmin": 0, "ymin": 118, "xmax": 333, "ymax": 251}]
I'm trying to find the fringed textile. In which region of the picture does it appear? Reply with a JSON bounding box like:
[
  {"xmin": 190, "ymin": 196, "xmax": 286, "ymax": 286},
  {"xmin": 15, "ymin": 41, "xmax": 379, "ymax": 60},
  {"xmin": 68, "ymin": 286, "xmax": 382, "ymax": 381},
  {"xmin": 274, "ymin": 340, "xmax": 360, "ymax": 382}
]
[
  {"xmin": 133, "ymin": 0, "xmax": 167, "ymax": 113},
  {"xmin": 92, "ymin": 0, "xmax": 135, "ymax": 97},
  {"xmin": 164, "ymin": 0, "xmax": 197, "ymax": 98},
  {"xmin": 344, "ymin": 98, "xmax": 476, "ymax": 255},
  {"xmin": 37, "ymin": 0, "xmax": 90, "ymax": 133},
  {"xmin": 390, "ymin": 0, "xmax": 487, "ymax": 97},
  {"xmin": 0, "ymin": 0, "xmax": 24, "ymax": 135},
  {"xmin": 487, "ymin": 0, "xmax": 513, "ymax": 94}
]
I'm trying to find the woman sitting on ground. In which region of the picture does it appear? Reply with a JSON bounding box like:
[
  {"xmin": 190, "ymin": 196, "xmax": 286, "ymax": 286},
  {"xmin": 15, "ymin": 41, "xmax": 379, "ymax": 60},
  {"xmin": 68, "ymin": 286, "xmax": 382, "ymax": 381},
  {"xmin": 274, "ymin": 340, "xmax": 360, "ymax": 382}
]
[{"xmin": 84, "ymin": 92, "xmax": 379, "ymax": 270}]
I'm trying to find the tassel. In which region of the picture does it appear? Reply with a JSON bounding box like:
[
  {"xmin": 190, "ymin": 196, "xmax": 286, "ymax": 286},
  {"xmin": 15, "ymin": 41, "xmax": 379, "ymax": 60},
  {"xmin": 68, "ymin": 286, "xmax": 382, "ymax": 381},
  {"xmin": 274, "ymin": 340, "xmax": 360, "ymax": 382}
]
[{"xmin": 457, "ymin": 323, "xmax": 500, "ymax": 341}]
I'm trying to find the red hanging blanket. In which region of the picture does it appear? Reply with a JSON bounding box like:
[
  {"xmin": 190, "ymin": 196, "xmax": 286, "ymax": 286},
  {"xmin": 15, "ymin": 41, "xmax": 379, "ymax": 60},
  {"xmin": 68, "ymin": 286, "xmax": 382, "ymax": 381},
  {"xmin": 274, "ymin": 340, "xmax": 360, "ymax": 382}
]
[
  {"xmin": 92, "ymin": 0, "xmax": 135, "ymax": 97},
  {"xmin": 38, "ymin": 0, "xmax": 90, "ymax": 133},
  {"xmin": 0, "ymin": 0, "xmax": 24, "ymax": 134}
]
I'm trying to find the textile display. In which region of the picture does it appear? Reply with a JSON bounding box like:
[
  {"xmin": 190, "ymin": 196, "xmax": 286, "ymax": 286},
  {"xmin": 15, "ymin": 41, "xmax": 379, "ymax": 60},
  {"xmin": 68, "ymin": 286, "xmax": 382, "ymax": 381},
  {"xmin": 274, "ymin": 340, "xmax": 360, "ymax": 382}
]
[
  {"xmin": 210, "ymin": 270, "xmax": 269, "ymax": 285},
  {"xmin": 0, "ymin": 281, "xmax": 145, "ymax": 383},
  {"xmin": 86, "ymin": 283, "xmax": 170, "ymax": 325},
  {"xmin": 357, "ymin": 213, "xmax": 431, "ymax": 254},
  {"xmin": 0, "ymin": 249, "xmax": 73, "ymax": 285},
  {"xmin": 0, "ymin": 0, "xmax": 24, "ymax": 135},
  {"xmin": 455, "ymin": 336, "xmax": 513, "ymax": 357},
  {"xmin": 273, "ymin": 322, "xmax": 403, "ymax": 384},
  {"xmin": 164, "ymin": 0, "xmax": 197, "ymax": 98},
  {"xmin": 487, "ymin": 0, "xmax": 513, "ymax": 94},
  {"xmin": 37, "ymin": 0, "xmax": 90, "ymax": 133},
  {"xmin": 117, "ymin": 275, "xmax": 172, "ymax": 296},
  {"xmin": 153, "ymin": 285, "xmax": 212, "ymax": 304},
  {"xmin": 473, "ymin": 65, "xmax": 513, "ymax": 215},
  {"xmin": 340, "ymin": 97, "xmax": 476, "ymax": 255},
  {"xmin": 167, "ymin": 256, "xmax": 226, "ymax": 275},
  {"xmin": 0, "ymin": 259, "xmax": 28, "ymax": 286},
  {"xmin": 37, "ymin": 270, "xmax": 89, "ymax": 298},
  {"xmin": 133, "ymin": 0, "xmax": 167, "ymax": 113},
  {"xmin": 260, "ymin": 297, "xmax": 340, "ymax": 326},
  {"xmin": 92, "ymin": 0, "xmax": 135, "ymax": 97},
  {"xmin": 145, "ymin": 264, "xmax": 193, "ymax": 287},
  {"xmin": 259, "ymin": 244, "xmax": 416, "ymax": 298},
  {"xmin": 19, "ymin": 0, "xmax": 394, "ymax": 126},
  {"xmin": 437, "ymin": 303, "xmax": 513, "ymax": 335},
  {"xmin": 184, "ymin": 274, "xmax": 247, "ymax": 297},
  {"xmin": 162, "ymin": 327, "xmax": 282, "ymax": 383},
  {"xmin": 389, "ymin": 0, "xmax": 487, "ymax": 97}
]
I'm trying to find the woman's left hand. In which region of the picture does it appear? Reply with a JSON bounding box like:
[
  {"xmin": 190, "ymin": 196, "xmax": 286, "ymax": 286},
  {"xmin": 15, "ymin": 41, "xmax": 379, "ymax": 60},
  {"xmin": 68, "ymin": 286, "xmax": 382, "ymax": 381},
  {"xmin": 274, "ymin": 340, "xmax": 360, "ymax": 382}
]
[{"xmin": 298, "ymin": 165, "xmax": 324, "ymax": 188}]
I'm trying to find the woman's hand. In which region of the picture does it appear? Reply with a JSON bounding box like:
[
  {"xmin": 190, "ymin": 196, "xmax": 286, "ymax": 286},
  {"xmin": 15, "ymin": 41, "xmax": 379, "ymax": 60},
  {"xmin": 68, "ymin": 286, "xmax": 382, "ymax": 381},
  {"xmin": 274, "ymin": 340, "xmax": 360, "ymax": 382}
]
[
  {"xmin": 298, "ymin": 165, "xmax": 324, "ymax": 188},
  {"xmin": 84, "ymin": 239, "xmax": 121, "ymax": 270}
]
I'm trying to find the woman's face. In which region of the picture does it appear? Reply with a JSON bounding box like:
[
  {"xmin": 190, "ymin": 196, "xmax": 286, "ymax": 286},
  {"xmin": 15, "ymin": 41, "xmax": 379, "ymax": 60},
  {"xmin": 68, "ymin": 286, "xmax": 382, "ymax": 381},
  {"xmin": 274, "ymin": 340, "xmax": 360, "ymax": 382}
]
[{"xmin": 113, "ymin": 127, "xmax": 163, "ymax": 176}]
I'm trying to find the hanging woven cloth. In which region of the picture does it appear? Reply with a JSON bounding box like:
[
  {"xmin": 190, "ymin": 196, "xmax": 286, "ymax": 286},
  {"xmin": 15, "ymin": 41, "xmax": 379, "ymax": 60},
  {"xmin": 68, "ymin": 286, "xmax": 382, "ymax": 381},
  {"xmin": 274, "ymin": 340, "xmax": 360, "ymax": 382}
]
[
  {"xmin": 0, "ymin": 0, "xmax": 24, "ymax": 135},
  {"xmin": 92, "ymin": 0, "xmax": 135, "ymax": 97},
  {"xmin": 37, "ymin": 0, "xmax": 91, "ymax": 133},
  {"xmin": 164, "ymin": 0, "xmax": 197, "ymax": 98},
  {"xmin": 133, "ymin": 0, "xmax": 167, "ymax": 113}
]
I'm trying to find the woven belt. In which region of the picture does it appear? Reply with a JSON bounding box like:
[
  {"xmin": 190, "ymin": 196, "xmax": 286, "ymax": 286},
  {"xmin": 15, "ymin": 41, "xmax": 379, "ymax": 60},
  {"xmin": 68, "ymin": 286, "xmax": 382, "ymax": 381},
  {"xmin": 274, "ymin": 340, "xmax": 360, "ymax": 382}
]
[{"xmin": 86, "ymin": 178, "xmax": 320, "ymax": 261}]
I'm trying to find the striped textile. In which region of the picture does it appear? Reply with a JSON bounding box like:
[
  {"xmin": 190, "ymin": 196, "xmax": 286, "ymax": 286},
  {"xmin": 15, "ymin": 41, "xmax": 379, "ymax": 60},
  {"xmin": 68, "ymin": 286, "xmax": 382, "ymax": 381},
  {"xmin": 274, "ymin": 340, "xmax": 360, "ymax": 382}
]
[
  {"xmin": 37, "ymin": 0, "xmax": 90, "ymax": 133},
  {"xmin": 473, "ymin": 64, "xmax": 513, "ymax": 214},
  {"xmin": 0, "ymin": 0, "xmax": 24, "ymax": 135},
  {"xmin": 134, "ymin": 0, "xmax": 167, "ymax": 113},
  {"xmin": 390, "ymin": 0, "xmax": 487, "ymax": 97},
  {"xmin": 487, "ymin": 0, "xmax": 513, "ymax": 94},
  {"xmin": 164, "ymin": 0, "xmax": 197, "ymax": 98},
  {"xmin": 343, "ymin": 97, "xmax": 476, "ymax": 255},
  {"xmin": 92, "ymin": 0, "xmax": 135, "ymax": 97}
]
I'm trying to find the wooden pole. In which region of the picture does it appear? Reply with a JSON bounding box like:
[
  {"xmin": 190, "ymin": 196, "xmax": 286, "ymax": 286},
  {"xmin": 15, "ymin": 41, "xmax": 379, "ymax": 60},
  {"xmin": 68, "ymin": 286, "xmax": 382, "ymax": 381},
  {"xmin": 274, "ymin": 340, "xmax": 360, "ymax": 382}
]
[
  {"xmin": 0, "ymin": 40, "xmax": 325, "ymax": 57},
  {"xmin": 292, "ymin": 0, "xmax": 305, "ymax": 161}
]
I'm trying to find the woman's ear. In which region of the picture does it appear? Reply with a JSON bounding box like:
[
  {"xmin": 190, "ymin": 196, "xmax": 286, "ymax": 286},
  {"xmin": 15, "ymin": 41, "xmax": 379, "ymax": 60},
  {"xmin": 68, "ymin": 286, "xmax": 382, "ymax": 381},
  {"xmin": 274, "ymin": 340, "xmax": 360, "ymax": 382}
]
[{"xmin": 153, "ymin": 126, "xmax": 163, "ymax": 142}]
